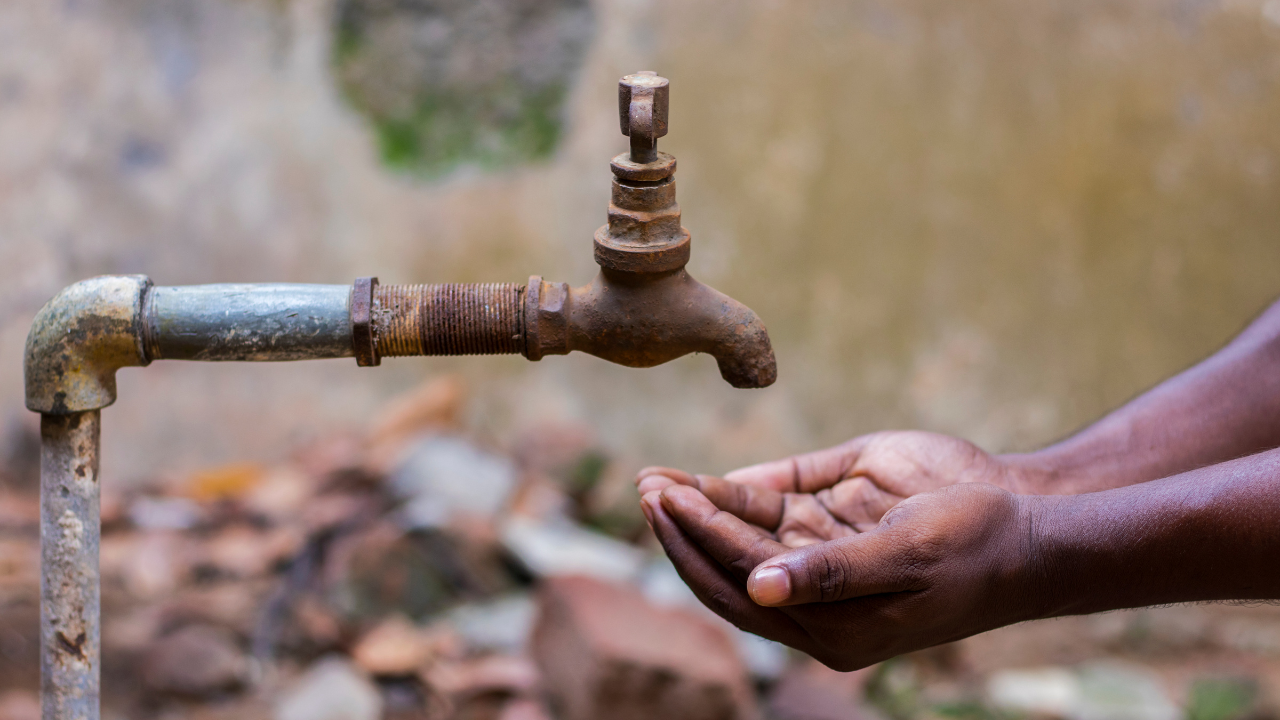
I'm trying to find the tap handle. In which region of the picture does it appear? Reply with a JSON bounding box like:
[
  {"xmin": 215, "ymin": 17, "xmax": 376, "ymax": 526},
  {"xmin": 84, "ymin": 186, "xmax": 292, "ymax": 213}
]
[{"xmin": 619, "ymin": 71, "xmax": 669, "ymax": 164}]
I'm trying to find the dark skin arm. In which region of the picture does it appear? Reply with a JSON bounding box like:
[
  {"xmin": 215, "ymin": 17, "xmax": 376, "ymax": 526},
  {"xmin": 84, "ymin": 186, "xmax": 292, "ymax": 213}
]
[
  {"xmin": 639, "ymin": 449, "xmax": 1280, "ymax": 671},
  {"xmin": 636, "ymin": 297, "xmax": 1280, "ymax": 538},
  {"xmin": 1014, "ymin": 296, "xmax": 1280, "ymax": 492}
]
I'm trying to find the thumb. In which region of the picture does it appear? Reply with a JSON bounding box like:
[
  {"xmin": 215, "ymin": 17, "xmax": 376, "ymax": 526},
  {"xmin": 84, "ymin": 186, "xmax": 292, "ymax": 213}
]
[{"xmin": 746, "ymin": 529, "xmax": 923, "ymax": 606}]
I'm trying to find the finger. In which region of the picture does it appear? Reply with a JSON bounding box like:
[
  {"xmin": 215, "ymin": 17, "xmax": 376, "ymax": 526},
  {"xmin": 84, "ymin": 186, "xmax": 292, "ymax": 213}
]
[
  {"xmin": 685, "ymin": 474, "xmax": 785, "ymax": 530},
  {"xmin": 746, "ymin": 530, "xmax": 923, "ymax": 607},
  {"xmin": 636, "ymin": 474, "xmax": 680, "ymax": 496},
  {"xmin": 637, "ymin": 466, "xmax": 697, "ymax": 485},
  {"xmin": 723, "ymin": 435, "xmax": 874, "ymax": 493},
  {"xmin": 658, "ymin": 485, "xmax": 790, "ymax": 583},
  {"xmin": 636, "ymin": 466, "xmax": 700, "ymax": 496},
  {"xmin": 642, "ymin": 492, "xmax": 814, "ymax": 649},
  {"xmin": 638, "ymin": 470, "xmax": 786, "ymax": 531}
]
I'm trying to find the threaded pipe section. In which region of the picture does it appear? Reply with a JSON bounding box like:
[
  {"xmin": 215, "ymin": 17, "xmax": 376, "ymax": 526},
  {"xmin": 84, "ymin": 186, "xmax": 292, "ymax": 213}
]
[{"xmin": 373, "ymin": 283, "xmax": 525, "ymax": 357}]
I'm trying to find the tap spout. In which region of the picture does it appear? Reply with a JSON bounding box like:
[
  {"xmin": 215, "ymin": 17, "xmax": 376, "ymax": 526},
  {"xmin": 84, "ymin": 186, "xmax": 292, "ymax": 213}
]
[{"xmin": 525, "ymin": 269, "xmax": 777, "ymax": 389}]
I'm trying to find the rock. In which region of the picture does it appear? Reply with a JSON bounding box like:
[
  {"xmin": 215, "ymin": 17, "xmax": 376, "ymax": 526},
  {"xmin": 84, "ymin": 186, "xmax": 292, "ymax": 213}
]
[
  {"xmin": 367, "ymin": 376, "xmax": 466, "ymax": 468},
  {"xmin": 0, "ymin": 690, "xmax": 39, "ymax": 720},
  {"xmin": 325, "ymin": 521, "xmax": 514, "ymax": 621},
  {"xmin": 499, "ymin": 516, "xmax": 644, "ymax": 583},
  {"xmin": 531, "ymin": 575, "xmax": 757, "ymax": 720},
  {"xmin": 351, "ymin": 614, "xmax": 439, "ymax": 676},
  {"xmin": 422, "ymin": 654, "xmax": 539, "ymax": 698},
  {"xmin": 201, "ymin": 525, "xmax": 302, "ymax": 578},
  {"xmin": 767, "ymin": 658, "xmax": 878, "ymax": 720},
  {"xmin": 186, "ymin": 462, "xmax": 265, "ymax": 503},
  {"xmin": 640, "ymin": 558, "xmax": 789, "ymax": 680},
  {"xmin": 987, "ymin": 662, "xmax": 1179, "ymax": 720},
  {"xmin": 276, "ymin": 657, "xmax": 383, "ymax": 720},
  {"xmin": 498, "ymin": 698, "xmax": 553, "ymax": 720},
  {"xmin": 104, "ymin": 531, "xmax": 193, "ymax": 598},
  {"xmin": 1074, "ymin": 662, "xmax": 1179, "ymax": 720},
  {"xmin": 444, "ymin": 593, "xmax": 536, "ymax": 654},
  {"xmin": 140, "ymin": 624, "xmax": 247, "ymax": 696},
  {"xmin": 390, "ymin": 436, "xmax": 517, "ymax": 529},
  {"xmin": 988, "ymin": 667, "xmax": 1077, "ymax": 718},
  {"xmin": 129, "ymin": 496, "xmax": 203, "ymax": 531},
  {"xmin": 244, "ymin": 467, "xmax": 317, "ymax": 521},
  {"xmin": 292, "ymin": 596, "xmax": 345, "ymax": 648}
]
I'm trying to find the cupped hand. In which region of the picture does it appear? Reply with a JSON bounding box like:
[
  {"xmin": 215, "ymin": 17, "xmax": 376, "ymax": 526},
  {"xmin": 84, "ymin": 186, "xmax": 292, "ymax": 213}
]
[
  {"xmin": 638, "ymin": 481, "xmax": 1048, "ymax": 671},
  {"xmin": 637, "ymin": 431, "xmax": 1046, "ymax": 546}
]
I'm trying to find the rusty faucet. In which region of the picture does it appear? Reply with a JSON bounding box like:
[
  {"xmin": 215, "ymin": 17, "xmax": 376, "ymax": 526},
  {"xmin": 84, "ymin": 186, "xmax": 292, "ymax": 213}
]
[
  {"xmin": 23, "ymin": 71, "xmax": 774, "ymax": 720},
  {"xmin": 358, "ymin": 71, "xmax": 777, "ymax": 388}
]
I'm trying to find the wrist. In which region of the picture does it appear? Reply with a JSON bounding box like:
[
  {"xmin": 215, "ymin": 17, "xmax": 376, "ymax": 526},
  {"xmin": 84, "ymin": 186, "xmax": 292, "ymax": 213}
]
[
  {"xmin": 997, "ymin": 452, "xmax": 1067, "ymax": 495},
  {"xmin": 1006, "ymin": 492, "xmax": 1073, "ymax": 622}
]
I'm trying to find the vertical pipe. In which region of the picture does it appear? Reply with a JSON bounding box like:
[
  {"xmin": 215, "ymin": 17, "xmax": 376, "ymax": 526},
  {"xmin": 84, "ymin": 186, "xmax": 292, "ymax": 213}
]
[{"xmin": 40, "ymin": 411, "xmax": 100, "ymax": 720}]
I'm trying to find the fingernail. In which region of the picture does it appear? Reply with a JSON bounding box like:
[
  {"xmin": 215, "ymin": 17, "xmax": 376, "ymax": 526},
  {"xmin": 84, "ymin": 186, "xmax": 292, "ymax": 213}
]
[
  {"xmin": 639, "ymin": 500, "xmax": 654, "ymax": 530},
  {"xmin": 749, "ymin": 566, "xmax": 792, "ymax": 606}
]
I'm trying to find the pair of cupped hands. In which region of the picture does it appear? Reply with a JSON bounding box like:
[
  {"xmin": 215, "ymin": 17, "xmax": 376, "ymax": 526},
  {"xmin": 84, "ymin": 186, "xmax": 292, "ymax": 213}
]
[{"xmin": 634, "ymin": 431, "xmax": 1052, "ymax": 671}]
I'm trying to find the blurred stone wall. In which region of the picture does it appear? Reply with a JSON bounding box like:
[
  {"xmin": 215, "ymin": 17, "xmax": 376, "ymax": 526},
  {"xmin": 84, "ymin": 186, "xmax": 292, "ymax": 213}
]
[{"xmin": 1, "ymin": 0, "xmax": 1278, "ymax": 483}]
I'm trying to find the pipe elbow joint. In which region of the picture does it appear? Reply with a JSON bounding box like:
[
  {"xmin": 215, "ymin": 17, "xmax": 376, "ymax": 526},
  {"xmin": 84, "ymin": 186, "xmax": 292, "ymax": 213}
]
[{"xmin": 25, "ymin": 275, "xmax": 151, "ymax": 414}]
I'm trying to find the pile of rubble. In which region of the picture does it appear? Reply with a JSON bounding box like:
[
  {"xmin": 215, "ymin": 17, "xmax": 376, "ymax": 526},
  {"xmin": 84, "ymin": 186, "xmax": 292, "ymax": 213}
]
[
  {"xmin": 0, "ymin": 376, "xmax": 823, "ymax": 720},
  {"xmin": 2, "ymin": 375, "xmax": 1278, "ymax": 720}
]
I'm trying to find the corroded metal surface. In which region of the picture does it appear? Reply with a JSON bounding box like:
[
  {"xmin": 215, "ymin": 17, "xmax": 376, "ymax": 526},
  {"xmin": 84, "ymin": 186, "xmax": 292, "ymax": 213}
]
[
  {"xmin": 144, "ymin": 284, "xmax": 353, "ymax": 362},
  {"xmin": 351, "ymin": 277, "xmax": 379, "ymax": 367},
  {"xmin": 619, "ymin": 71, "xmax": 669, "ymax": 164},
  {"xmin": 41, "ymin": 411, "xmax": 101, "ymax": 720},
  {"xmin": 371, "ymin": 283, "xmax": 525, "ymax": 359},
  {"xmin": 526, "ymin": 269, "xmax": 777, "ymax": 389},
  {"xmin": 24, "ymin": 276, "xmax": 151, "ymax": 415},
  {"xmin": 568, "ymin": 71, "xmax": 776, "ymax": 387}
]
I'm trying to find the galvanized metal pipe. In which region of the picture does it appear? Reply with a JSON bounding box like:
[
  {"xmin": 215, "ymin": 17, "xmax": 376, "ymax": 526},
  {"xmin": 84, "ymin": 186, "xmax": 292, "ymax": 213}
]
[
  {"xmin": 40, "ymin": 411, "xmax": 101, "ymax": 720},
  {"xmin": 143, "ymin": 284, "xmax": 354, "ymax": 362}
]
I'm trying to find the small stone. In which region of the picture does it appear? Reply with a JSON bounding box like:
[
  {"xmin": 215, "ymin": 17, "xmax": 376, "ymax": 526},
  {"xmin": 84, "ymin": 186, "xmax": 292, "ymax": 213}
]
[
  {"xmin": 390, "ymin": 436, "xmax": 517, "ymax": 529},
  {"xmin": 0, "ymin": 690, "xmax": 39, "ymax": 720},
  {"xmin": 444, "ymin": 594, "xmax": 536, "ymax": 654},
  {"xmin": 499, "ymin": 517, "xmax": 644, "ymax": 583},
  {"xmin": 498, "ymin": 698, "xmax": 553, "ymax": 720},
  {"xmin": 988, "ymin": 667, "xmax": 1077, "ymax": 717},
  {"xmin": 140, "ymin": 624, "xmax": 247, "ymax": 697},
  {"xmin": 351, "ymin": 615, "xmax": 437, "ymax": 676},
  {"xmin": 531, "ymin": 575, "xmax": 757, "ymax": 720},
  {"xmin": 276, "ymin": 657, "xmax": 383, "ymax": 720},
  {"xmin": 202, "ymin": 525, "xmax": 301, "ymax": 578},
  {"xmin": 244, "ymin": 467, "xmax": 316, "ymax": 521},
  {"xmin": 422, "ymin": 654, "xmax": 539, "ymax": 698},
  {"xmin": 987, "ymin": 662, "xmax": 1179, "ymax": 720},
  {"xmin": 1074, "ymin": 662, "xmax": 1179, "ymax": 720},
  {"xmin": 641, "ymin": 558, "xmax": 788, "ymax": 679},
  {"xmin": 128, "ymin": 495, "xmax": 202, "ymax": 531},
  {"xmin": 366, "ymin": 376, "xmax": 467, "ymax": 468},
  {"xmin": 767, "ymin": 658, "xmax": 877, "ymax": 720}
]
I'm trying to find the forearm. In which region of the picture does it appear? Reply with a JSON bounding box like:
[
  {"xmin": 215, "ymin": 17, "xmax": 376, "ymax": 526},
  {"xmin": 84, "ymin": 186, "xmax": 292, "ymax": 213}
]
[
  {"xmin": 1024, "ymin": 447, "xmax": 1280, "ymax": 619},
  {"xmin": 1005, "ymin": 297, "xmax": 1280, "ymax": 494}
]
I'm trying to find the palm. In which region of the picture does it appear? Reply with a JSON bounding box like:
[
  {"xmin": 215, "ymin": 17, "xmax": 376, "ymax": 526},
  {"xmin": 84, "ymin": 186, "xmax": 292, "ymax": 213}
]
[{"xmin": 637, "ymin": 431, "xmax": 1023, "ymax": 548}]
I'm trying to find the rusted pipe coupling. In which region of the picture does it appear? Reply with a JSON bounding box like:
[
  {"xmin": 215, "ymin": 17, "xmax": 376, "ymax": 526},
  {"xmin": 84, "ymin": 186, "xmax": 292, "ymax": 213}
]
[
  {"xmin": 523, "ymin": 276, "xmax": 570, "ymax": 361},
  {"xmin": 594, "ymin": 72, "xmax": 691, "ymax": 274}
]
